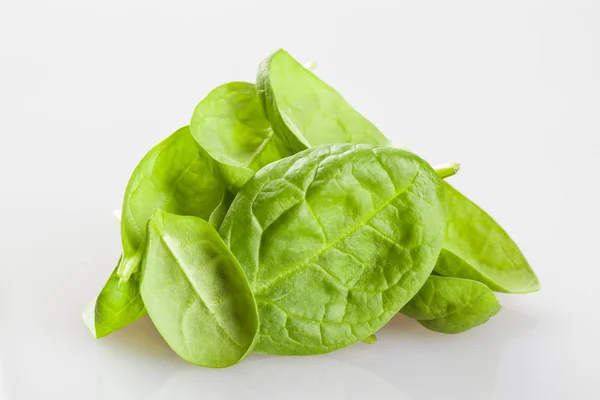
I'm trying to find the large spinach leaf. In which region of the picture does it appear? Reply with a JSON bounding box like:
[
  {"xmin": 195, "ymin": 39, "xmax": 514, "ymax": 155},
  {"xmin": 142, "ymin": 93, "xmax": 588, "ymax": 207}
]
[
  {"xmin": 117, "ymin": 126, "xmax": 226, "ymax": 280},
  {"xmin": 83, "ymin": 257, "xmax": 146, "ymax": 338},
  {"xmin": 141, "ymin": 209, "xmax": 258, "ymax": 368},
  {"xmin": 401, "ymin": 275, "xmax": 501, "ymax": 333},
  {"xmin": 190, "ymin": 82, "xmax": 293, "ymax": 190},
  {"xmin": 256, "ymin": 51, "xmax": 538, "ymax": 294},
  {"xmin": 220, "ymin": 144, "xmax": 446, "ymax": 355},
  {"xmin": 256, "ymin": 50, "xmax": 389, "ymax": 152},
  {"xmin": 435, "ymin": 183, "xmax": 540, "ymax": 293}
]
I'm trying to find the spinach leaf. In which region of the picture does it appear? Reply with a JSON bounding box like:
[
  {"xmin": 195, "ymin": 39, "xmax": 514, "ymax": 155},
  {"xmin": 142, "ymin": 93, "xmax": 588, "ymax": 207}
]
[
  {"xmin": 256, "ymin": 51, "xmax": 537, "ymax": 294},
  {"xmin": 256, "ymin": 50, "xmax": 389, "ymax": 152},
  {"xmin": 141, "ymin": 209, "xmax": 258, "ymax": 368},
  {"xmin": 117, "ymin": 126, "xmax": 226, "ymax": 280},
  {"xmin": 435, "ymin": 182, "xmax": 540, "ymax": 293},
  {"xmin": 190, "ymin": 82, "xmax": 293, "ymax": 190},
  {"xmin": 220, "ymin": 144, "xmax": 446, "ymax": 355},
  {"xmin": 401, "ymin": 275, "xmax": 501, "ymax": 334},
  {"xmin": 83, "ymin": 257, "xmax": 146, "ymax": 338}
]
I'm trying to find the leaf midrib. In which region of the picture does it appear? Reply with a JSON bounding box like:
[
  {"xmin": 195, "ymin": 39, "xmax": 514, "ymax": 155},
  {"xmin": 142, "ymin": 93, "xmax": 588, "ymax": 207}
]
[
  {"xmin": 154, "ymin": 227, "xmax": 243, "ymax": 349},
  {"xmin": 246, "ymin": 126, "xmax": 277, "ymax": 169},
  {"xmin": 254, "ymin": 169, "xmax": 421, "ymax": 296}
]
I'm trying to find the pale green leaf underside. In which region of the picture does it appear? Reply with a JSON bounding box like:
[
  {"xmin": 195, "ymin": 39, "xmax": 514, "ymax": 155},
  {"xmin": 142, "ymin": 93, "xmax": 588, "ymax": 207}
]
[
  {"xmin": 190, "ymin": 81, "xmax": 293, "ymax": 190},
  {"xmin": 117, "ymin": 126, "xmax": 226, "ymax": 280},
  {"xmin": 142, "ymin": 210, "xmax": 258, "ymax": 368},
  {"xmin": 83, "ymin": 257, "xmax": 146, "ymax": 338},
  {"xmin": 435, "ymin": 183, "xmax": 540, "ymax": 293},
  {"xmin": 401, "ymin": 275, "xmax": 500, "ymax": 334},
  {"xmin": 220, "ymin": 144, "xmax": 446, "ymax": 355},
  {"xmin": 256, "ymin": 49, "xmax": 389, "ymax": 152}
]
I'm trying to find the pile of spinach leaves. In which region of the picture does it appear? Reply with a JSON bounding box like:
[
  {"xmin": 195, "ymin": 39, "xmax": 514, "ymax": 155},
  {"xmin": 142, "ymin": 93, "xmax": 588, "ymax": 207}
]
[{"xmin": 83, "ymin": 50, "xmax": 539, "ymax": 368}]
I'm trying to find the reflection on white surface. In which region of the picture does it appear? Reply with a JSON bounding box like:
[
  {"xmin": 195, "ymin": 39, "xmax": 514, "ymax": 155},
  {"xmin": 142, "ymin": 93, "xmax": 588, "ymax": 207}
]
[
  {"xmin": 357, "ymin": 308, "xmax": 537, "ymax": 400},
  {"xmin": 0, "ymin": 360, "xmax": 5, "ymax": 400},
  {"xmin": 94, "ymin": 317, "xmax": 409, "ymax": 400},
  {"xmin": 151, "ymin": 357, "xmax": 409, "ymax": 400},
  {"xmin": 95, "ymin": 318, "xmax": 180, "ymax": 400},
  {"xmin": 89, "ymin": 308, "xmax": 538, "ymax": 400}
]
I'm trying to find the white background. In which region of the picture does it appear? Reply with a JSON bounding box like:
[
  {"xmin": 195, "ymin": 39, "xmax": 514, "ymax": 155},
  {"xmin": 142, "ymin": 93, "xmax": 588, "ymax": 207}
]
[{"xmin": 1, "ymin": 1, "xmax": 599, "ymax": 399}]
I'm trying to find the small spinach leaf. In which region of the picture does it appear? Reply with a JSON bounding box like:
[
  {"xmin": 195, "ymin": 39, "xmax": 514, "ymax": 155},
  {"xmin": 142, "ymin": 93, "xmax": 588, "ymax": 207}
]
[
  {"xmin": 220, "ymin": 144, "xmax": 446, "ymax": 355},
  {"xmin": 141, "ymin": 209, "xmax": 258, "ymax": 368},
  {"xmin": 401, "ymin": 275, "xmax": 501, "ymax": 334},
  {"xmin": 190, "ymin": 82, "xmax": 293, "ymax": 190},
  {"xmin": 256, "ymin": 50, "xmax": 389, "ymax": 152},
  {"xmin": 83, "ymin": 257, "xmax": 146, "ymax": 338},
  {"xmin": 435, "ymin": 183, "xmax": 540, "ymax": 293},
  {"xmin": 117, "ymin": 126, "xmax": 226, "ymax": 280}
]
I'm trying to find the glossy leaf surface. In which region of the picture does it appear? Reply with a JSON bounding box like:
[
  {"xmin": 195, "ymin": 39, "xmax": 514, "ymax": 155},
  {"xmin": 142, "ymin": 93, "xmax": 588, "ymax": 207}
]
[
  {"xmin": 256, "ymin": 50, "xmax": 389, "ymax": 152},
  {"xmin": 401, "ymin": 275, "xmax": 501, "ymax": 334},
  {"xmin": 220, "ymin": 144, "xmax": 446, "ymax": 355},
  {"xmin": 142, "ymin": 210, "xmax": 258, "ymax": 367},
  {"xmin": 190, "ymin": 82, "xmax": 293, "ymax": 190},
  {"xmin": 83, "ymin": 257, "xmax": 146, "ymax": 338},
  {"xmin": 435, "ymin": 183, "xmax": 540, "ymax": 293}
]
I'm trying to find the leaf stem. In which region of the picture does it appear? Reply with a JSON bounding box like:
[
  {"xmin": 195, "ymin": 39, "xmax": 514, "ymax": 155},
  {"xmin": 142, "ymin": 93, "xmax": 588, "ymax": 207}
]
[{"xmin": 434, "ymin": 162, "xmax": 460, "ymax": 179}]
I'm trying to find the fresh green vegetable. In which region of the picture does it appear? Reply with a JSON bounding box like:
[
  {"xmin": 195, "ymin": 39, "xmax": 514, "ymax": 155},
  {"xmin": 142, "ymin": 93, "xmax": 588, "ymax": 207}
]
[
  {"xmin": 141, "ymin": 209, "xmax": 259, "ymax": 368},
  {"xmin": 190, "ymin": 82, "xmax": 293, "ymax": 190},
  {"xmin": 83, "ymin": 257, "xmax": 146, "ymax": 338},
  {"xmin": 220, "ymin": 144, "xmax": 446, "ymax": 355},
  {"xmin": 256, "ymin": 50, "xmax": 537, "ymax": 295},
  {"xmin": 401, "ymin": 275, "xmax": 501, "ymax": 334},
  {"xmin": 257, "ymin": 50, "xmax": 389, "ymax": 152},
  {"xmin": 117, "ymin": 126, "xmax": 226, "ymax": 281},
  {"xmin": 434, "ymin": 183, "xmax": 540, "ymax": 293},
  {"xmin": 84, "ymin": 49, "xmax": 539, "ymax": 368}
]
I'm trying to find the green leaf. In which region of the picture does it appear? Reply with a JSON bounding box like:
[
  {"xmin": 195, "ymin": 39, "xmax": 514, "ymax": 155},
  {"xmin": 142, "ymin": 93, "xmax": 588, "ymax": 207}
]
[
  {"xmin": 401, "ymin": 275, "xmax": 501, "ymax": 334},
  {"xmin": 141, "ymin": 209, "xmax": 259, "ymax": 368},
  {"xmin": 117, "ymin": 126, "xmax": 226, "ymax": 280},
  {"xmin": 435, "ymin": 183, "xmax": 540, "ymax": 293},
  {"xmin": 220, "ymin": 144, "xmax": 446, "ymax": 355},
  {"xmin": 208, "ymin": 189, "xmax": 236, "ymax": 232},
  {"xmin": 83, "ymin": 257, "xmax": 146, "ymax": 338},
  {"xmin": 256, "ymin": 50, "xmax": 389, "ymax": 152},
  {"xmin": 254, "ymin": 52, "xmax": 537, "ymax": 293},
  {"xmin": 190, "ymin": 82, "xmax": 293, "ymax": 191}
]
